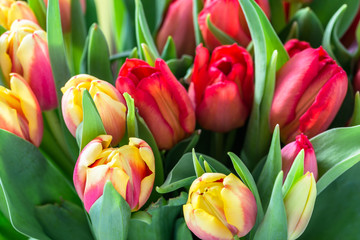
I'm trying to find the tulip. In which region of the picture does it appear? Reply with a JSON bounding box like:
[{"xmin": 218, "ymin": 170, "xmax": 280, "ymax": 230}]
[
  {"xmin": 0, "ymin": 73, "xmax": 43, "ymax": 146},
  {"xmin": 282, "ymin": 133, "xmax": 317, "ymax": 181},
  {"xmin": 0, "ymin": 19, "xmax": 57, "ymax": 110},
  {"xmin": 73, "ymin": 135, "xmax": 155, "ymax": 212},
  {"xmin": 284, "ymin": 172, "xmax": 316, "ymax": 240},
  {"xmin": 198, "ymin": 0, "xmax": 270, "ymax": 50},
  {"xmin": 43, "ymin": 0, "xmax": 86, "ymax": 33},
  {"xmin": 284, "ymin": 39, "xmax": 311, "ymax": 58},
  {"xmin": 61, "ymin": 74, "xmax": 127, "ymax": 146},
  {"xmin": 116, "ymin": 58, "xmax": 195, "ymax": 150},
  {"xmin": 188, "ymin": 44, "xmax": 254, "ymax": 132},
  {"xmin": 156, "ymin": 0, "xmax": 196, "ymax": 56},
  {"xmin": 183, "ymin": 173, "xmax": 257, "ymax": 240},
  {"xmin": 0, "ymin": 0, "xmax": 38, "ymax": 29},
  {"xmin": 269, "ymin": 47, "xmax": 348, "ymax": 143}
]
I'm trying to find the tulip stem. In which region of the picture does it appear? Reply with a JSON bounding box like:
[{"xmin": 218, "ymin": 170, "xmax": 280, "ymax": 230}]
[
  {"xmin": 43, "ymin": 110, "xmax": 74, "ymax": 162},
  {"xmin": 212, "ymin": 132, "xmax": 224, "ymax": 162}
]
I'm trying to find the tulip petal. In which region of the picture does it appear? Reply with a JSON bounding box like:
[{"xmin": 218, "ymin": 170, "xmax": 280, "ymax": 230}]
[
  {"xmin": 7, "ymin": 1, "xmax": 38, "ymax": 28},
  {"xmin": 17, "ymin": 31, "xmax": 58, "ymax": 110},
  {"xmin": 62, "ymin": 87, "xmax": 83, "ymax": 136},
  {"xmin": 0, "ymin": 32, "xmax": 12, "ymax": 84}
]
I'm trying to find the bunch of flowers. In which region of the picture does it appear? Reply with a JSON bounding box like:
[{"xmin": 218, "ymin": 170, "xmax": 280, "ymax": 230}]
[{"xmin": 0, "ymin": 0, "xmax": 359, "ymax": 239}]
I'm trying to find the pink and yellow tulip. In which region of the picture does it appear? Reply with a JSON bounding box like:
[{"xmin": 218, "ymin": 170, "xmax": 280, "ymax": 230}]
[
  {"xmin": 284, "ymin": 172, "xmax": 316, "ymax": 240},
  {"xmin": 0, "ymin": 0, "xmax": 38, "ymax": 30},
  {"xmin": 0, "ymin": 19, "xmax": 57, "ymax": 110},
  {"xmin": 73, "ymin": 135, "xmax": 155, "ymax": 212},
  {"xmin": 183, "ymin": 173, "xmax": 257, "ymax": 240},
  {"xmin": 0, "ymin": 73, "xmax": 43, "ymax": 146},
  {"xmin": 116, "ymin": 58, "xmax": 195, "ymax": 150},
  {"xmin": 61, "ymin": 74, "xmax": 127, "ymax": 146}
]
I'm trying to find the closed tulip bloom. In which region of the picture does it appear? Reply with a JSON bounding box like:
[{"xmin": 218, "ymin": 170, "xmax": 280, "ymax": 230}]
[
  {"xmin": 198, "ymin": 0, "xmax": 270, "ymax": 50},
  {"xmin": 270, "ymin": 47, "xmax": 348, "ymax": 143},
  {"xmin": 188, "ymin": 44, "xmax": 254, "ymax": 132},
  {"xmin": 73, "ymin": 135, "xmax": 155, "ymax": 212},
  {"xmin": 43, "ymin": 0, "xmax": 86, "ymax": 33},
  {"xmin": 183, "ymin": 173, "xmax": 257, "ymax": 240},
  {"xmin": 0, "ymin": 73, "xmax": 43, "ymax": 146},
  {"xmin": 61, "ymin": 74, "xmax": 126, "ymax": 146},
  {"xmin": 116, "ymin": 58, "xmax": 195, "ymax": 150},
  {"xmin": 284, "ymin": 39, "xmax": 311, "ymax": 58},
  {"xmin": 156, "ymin": 0, "xmax": 196, "ymax": 56},
  {"xmin": 284, "ymin": 172, "xmax": 316, "ymax": 240},
  {"xmin": 0, "ymin": 19, "xmax": 57, "ymax": 110},
  {"xmin": 0, "ymin": 0, "xmax": 38, "ymax": 29},
  {"xmin": 282, "ymin": 134, "xmax": 317, "ymax": 181}
]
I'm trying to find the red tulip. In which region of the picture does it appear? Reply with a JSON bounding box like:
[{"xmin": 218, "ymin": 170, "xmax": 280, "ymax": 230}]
[
  {"xmin": 156, "ymin": 0, "xmax": 196, "ymax": 56},
  {"xmin": 188, "ymin": 44, "xmax": 254, "ymax": 132},
  {"xmin": 282, "ymin": 134, "xmax": 317, "ymax": 181},
  {"xmin": 284, "ymin": 39, "xmax": 311, "ymax": 58},
  {"xmin": 198, "ymin": 0, "xmax": 270, "ymax": 50},
  {"xmin": 270, "ymin": 47, "xmax": 348, "ymax": 143},
  {"xmin": 116, "ymin": 58, "xmax": 195, "ymax": 150}
]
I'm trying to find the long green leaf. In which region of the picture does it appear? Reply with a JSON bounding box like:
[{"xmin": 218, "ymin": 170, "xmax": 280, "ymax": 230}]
[
  {"xmin": 282, "ymin": 150, "xmax": 304, "ymax": 197},
  {"xmin": 0, "ymin": 130, "xmax": 81, "ymax": 239},
  {"xmin": 206, "ymin": 14, "xmax": 237, "ymax": 45},
  {"xmin": 89, "ymin": 181, "xmax": 131, "ymax": 240},
  {"xmin": 257, "ymin": 125, "xmax": 282, "ymax": 210},
  {"xmin": 349, "ymin": 92, "xmax": 360, "ymax": 126},
  {"xmin": 253, "ymin": 171, "xmax": 287, "ymax": 240},
  {"xmin": 28, "ymin": 0, "xmax": 46, "ymax": 29},
  {"xmin": 193, "ymin": 0, "xmax": 204, "ymax": 45},
  {"xmin": 87, "ymin": 24, "xmax": 114, "ymax": 83}
]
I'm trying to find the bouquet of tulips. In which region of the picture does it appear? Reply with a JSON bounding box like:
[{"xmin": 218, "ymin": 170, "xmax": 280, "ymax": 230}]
[{"xmin": 1, "ymin": 0, "xmax": 360, "ymax": 239}]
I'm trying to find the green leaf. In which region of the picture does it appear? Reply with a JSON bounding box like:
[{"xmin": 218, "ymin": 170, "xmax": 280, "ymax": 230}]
[
  {"xmin": 253, "ymin": 171, "xmax": 287, "ymax": 240},
  {"xmin": 174, "ymin": 218, "xmax": 193, "ymax": 240},
  {"xmin": 349, "ymin": 92, "xmax": 360, "ymax": 126},
  {"xmin": 310, "ymin": 126, "xmax": 360, "ymax": 194},
  {"xmin": 135, "ymin": 0, "xmax": 160, "ymax": 60},
  {"xmin": 71, "ymin": 0, "xmax": 87, "ymax": 75},
  {"xmin": 123, "ymin": 93, "xmax": 138, "ymax": 138},
  {"xmin": 282, "ymin": 150, "xmax": 305, "ymax": 197},
  {"xmin": 193, "ymin": 0, "xmax": 204, "ymax": 45},
  {"xmin": 205, "ymin": 14, "xmax": 237, "ymax": 45},
  {"xmin": 128, "ymin": 193, "xmax": 187, "ymax": 240},
  {"xmin": 84, "ymin": 0, "xmax": 98, "ymax": 31},
  {"xmin": 165, "ymin": 130, "xmax": 201, "ymax": 173},
  {"xmin": 299, "ymin": 163, "xmax": 360, "ymax": 239},
  {"xmin": 281, "ymin": 8, "xmax": 324, "ymax": 48},
  {"xmin": 257, "ymin": 125, "xmax": 282, "ymax": 210},
  {"xmin": 322, "ymin": 5, "xmax": 352, "ymax": 72},
  {"xmin": 192, "ymin": 149, "xmax": 205, "ymax": 177},
  {"xmin": 28, "ymin": 0, "xmax": 46, "ymax": 29},
  {"xmin": 269, "ymin": 0, "xmax": 286, "ymax": 33},
  {"xmin": 35, "ymin": 201, "xmax": 93, "ymax": 240},
  {"xmin": 0, "ymin": 208, "xmax": 26, "ymax": 240},
  {"xmin": 87, "ymin": 24, "xmax": 114, "ymax": 83},
  {"xmin": 141, "ymin": 43, "xmax": 157, "ymax": 66},
  {"xmin": 228, "ymin": 152, "xmax": 264, "ymax": 232},
  {"xmin": 79, "ymin": 90, "xmax": 106, "ymax": 150},
  {"xmin": 239, "ymin": 0, "xmax": 289, "ymax": 167},
  {"xmin": 47, "ymin": 0, "xmax": 72, "ymax": 100},
  {"xmin": 166, "ymin": 55, "xmax": 193, "ymax": 79},
  {"xmin": 161, "ymin": 37, "xmax": 177, "ymax": 61},
  {"xmin": 89, "ymin": 181, "xmax": 131, "ymax": 240},
  {"xmin": 0, "ymin": 130, "xmax": 81, "ymax": 239},
  {"xmin": 80, "ymin": 33, "xmax": 90, "ymax": 74},
  {"xmin": 157, "ymin": 152, "xmax": 231, "ymax": 194},
  {"xmin": 310, "ymin": 0, "xmax": 359, "ymax": 37}
]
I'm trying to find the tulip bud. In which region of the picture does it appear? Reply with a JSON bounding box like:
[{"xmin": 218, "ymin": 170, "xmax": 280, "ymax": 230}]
[
  {"xmin": 0, "ymin": 0, "xmax": 38, "ymax": 29},
  {"xmin": 284, "ymin": 39, "xmax": 311, "ymax": 58},
  {"xmin": 61, "ymin": 74, "xmax": 127, "ymax": 146},
  {"xmin": 0, "ymin": 73, "xmax": 43, "ymax": 146},
  {"xmin": 116, "ymin": 58, "xmax": 195, "ymax": 150},
  {"xmin": 188, "ymin": 44, "xmax": 254, "ymax": 132},
  {"xmin": 284, "ymin": 172, "xmax": 316, "ymax": 240},
  {"xmin": 183, "ymin": 173, "xmax": 257, "ymax": 240},
  {"xmin": 43, "ymin": 0, "xmax": 86, "ymax": 33},
  {"xmin": 270, "ymin": 47, "xmax": 348, "ymax": 143},
  {"xmin": 198, "ymin": 0, "xmax": 270, "ymax": 50},
  {"xmin": 156, "ymin": 0, "xmax": 196, "ymax": 56},
  {"xmin": 282, "ymin": 134, "xmax": 317, "ymax": 181},
  {"xmin": 73, "ymin": 135, "xmax": 155, "ymax": 212},
  {"xmin": 0, "ymin": 19, "xmax": 57, "ymax": 110}
]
